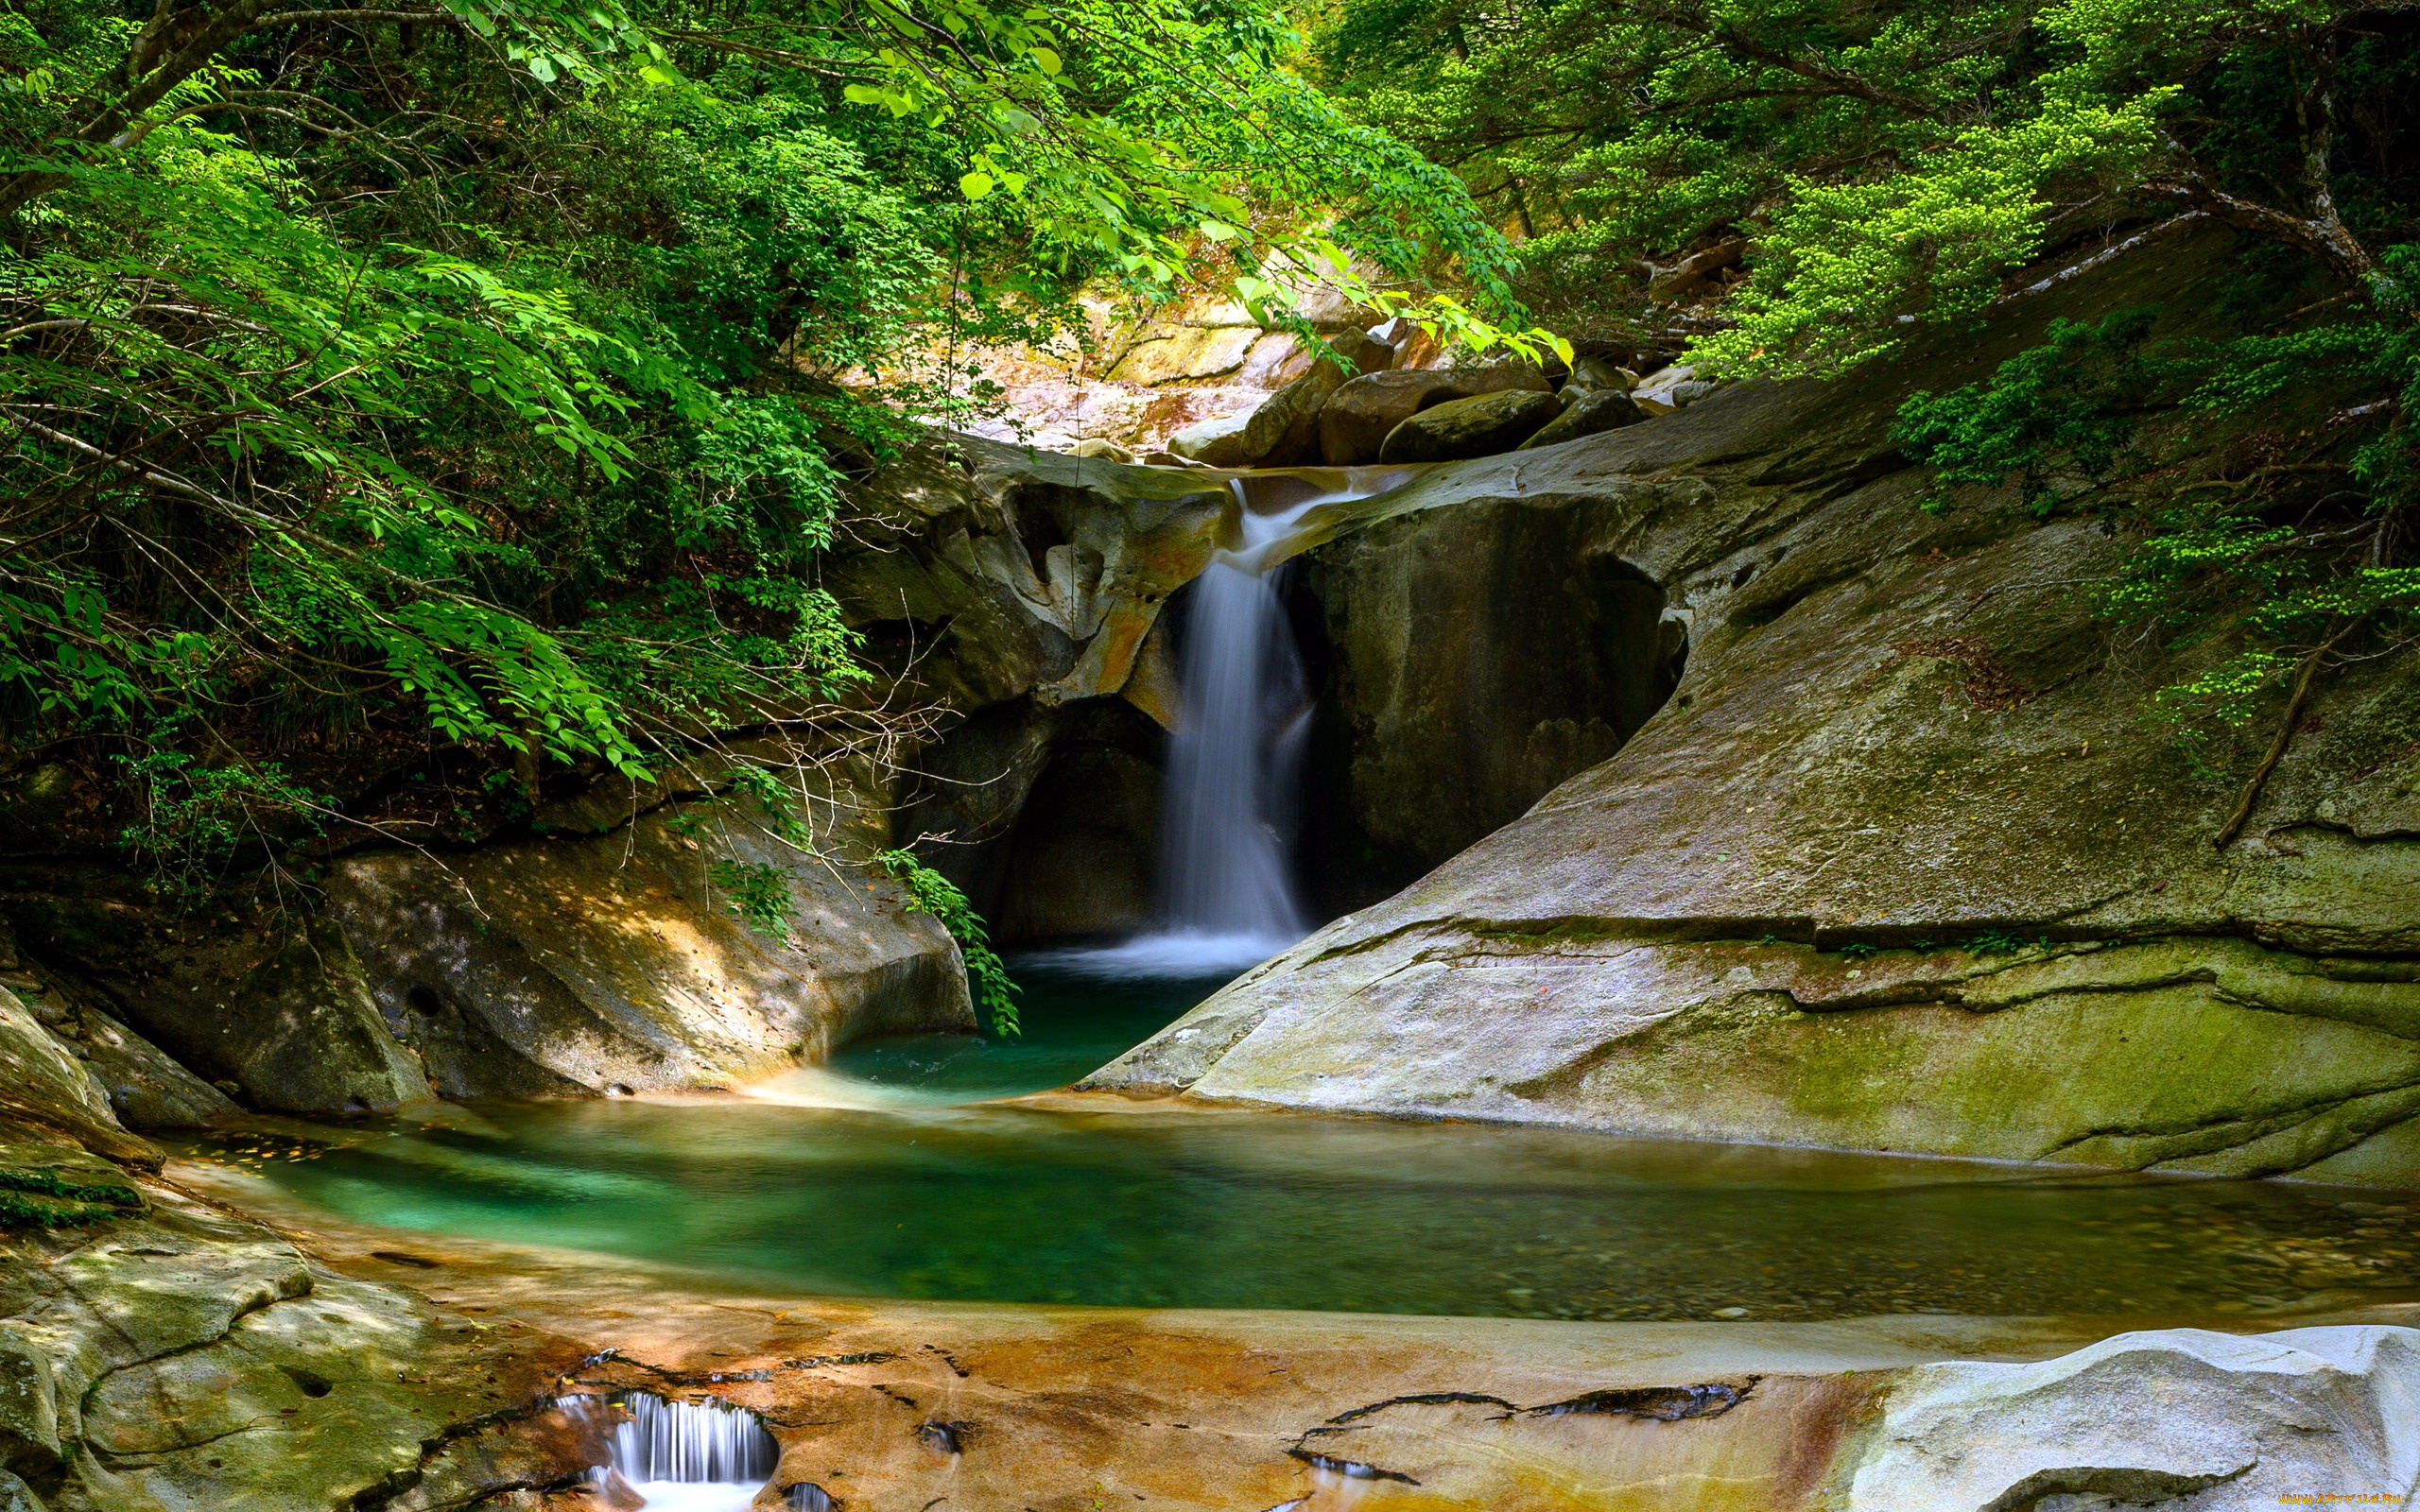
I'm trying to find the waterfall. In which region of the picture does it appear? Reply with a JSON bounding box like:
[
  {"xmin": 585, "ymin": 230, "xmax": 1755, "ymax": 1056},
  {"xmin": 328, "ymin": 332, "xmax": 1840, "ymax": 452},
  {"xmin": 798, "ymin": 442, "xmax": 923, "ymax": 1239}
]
[
  {"xmin": 575, "ymin": 1393, "xmax": 779, "ymax": 1512},
  {"xmin": 1155, "ymin": 481, "xmax": 1315, "ymax": 946},
  {"xmin": 1036, "ymin": 467, "xmax": 1413, "ymax": 981}
]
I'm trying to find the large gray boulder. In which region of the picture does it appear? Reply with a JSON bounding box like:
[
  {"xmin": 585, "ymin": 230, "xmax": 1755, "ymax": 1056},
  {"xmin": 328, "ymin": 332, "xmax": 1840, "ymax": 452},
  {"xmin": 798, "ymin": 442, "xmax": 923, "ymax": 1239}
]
[
  {"xmin": 1519, "ymin": 387, "xmax": 1648, "ymax": 450},
  {"xmin": 1844, "ymin": 1327, "xmax": 2420, "ymax": 1509},
  {"xmin": 49, "ymin": 1003, "xmax": 236, "ymax": 1131},
  {"xmin": 0, "ymin": 986, "xmax": 155, "ymax": 1168},
  {"xmin": 1167, "ymin": 332, "xmax": 1392, "ymax": 468},
  {"xmin": 1090, "ymin": 224, "xmax": 2420, "ymax": 1188}
]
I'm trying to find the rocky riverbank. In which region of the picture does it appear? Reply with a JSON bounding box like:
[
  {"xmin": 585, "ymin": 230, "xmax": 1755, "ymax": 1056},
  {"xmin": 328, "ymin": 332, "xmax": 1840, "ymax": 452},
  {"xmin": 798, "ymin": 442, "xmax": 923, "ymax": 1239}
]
[{"xmin": 43, "ymin": 1151, "xmax": 2420, "ymax": 1512}]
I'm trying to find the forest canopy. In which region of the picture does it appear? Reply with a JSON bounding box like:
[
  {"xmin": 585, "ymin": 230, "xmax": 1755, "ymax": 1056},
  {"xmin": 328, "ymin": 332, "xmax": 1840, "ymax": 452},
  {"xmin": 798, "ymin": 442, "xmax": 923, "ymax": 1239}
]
[
  {"xmin": 2, "ymin": 0, "xmax": 2415, "ymax": 942},
  {"xmin": 0, "ymin": 0, "xmax": 1523, "ymax": 932}
]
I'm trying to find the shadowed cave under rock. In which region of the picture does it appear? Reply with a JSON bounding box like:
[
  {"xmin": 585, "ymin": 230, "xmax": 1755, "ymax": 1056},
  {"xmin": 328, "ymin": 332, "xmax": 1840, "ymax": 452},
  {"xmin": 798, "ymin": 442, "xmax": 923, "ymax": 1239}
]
[{"xmin": 908, "ymin": 481, "xmax": 1691, "ymax": 948}]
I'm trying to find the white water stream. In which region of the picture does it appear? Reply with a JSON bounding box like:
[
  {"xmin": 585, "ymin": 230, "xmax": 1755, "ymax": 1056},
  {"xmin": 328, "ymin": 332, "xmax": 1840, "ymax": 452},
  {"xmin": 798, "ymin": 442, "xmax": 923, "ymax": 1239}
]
[
  {"xmin": 1037, "ymin": 469, "xmax": 1408, "ymax": 981},
  {"xmin": 574, "ymin": 1393, "xmax": 782, "ymax": 1512}
]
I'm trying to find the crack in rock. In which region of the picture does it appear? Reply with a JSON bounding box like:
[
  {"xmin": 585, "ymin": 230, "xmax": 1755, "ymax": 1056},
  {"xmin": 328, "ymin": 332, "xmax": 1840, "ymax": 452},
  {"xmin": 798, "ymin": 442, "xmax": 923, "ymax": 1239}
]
[
  {"xmin": 1285, "ymin": 1449, "xmax": 1420, "ymax": 1485},
  {"xmin": 1978, "ymin": 1461, "xmax": 2256, "ymax": 1512},
  {"xmin": 1529, "ymin": 1381, "xmax": 1752, "ymax": 1420},
  {"xmin": 1325, "ymin": 1392, "xmax": 1520, "ymax": 1425}
]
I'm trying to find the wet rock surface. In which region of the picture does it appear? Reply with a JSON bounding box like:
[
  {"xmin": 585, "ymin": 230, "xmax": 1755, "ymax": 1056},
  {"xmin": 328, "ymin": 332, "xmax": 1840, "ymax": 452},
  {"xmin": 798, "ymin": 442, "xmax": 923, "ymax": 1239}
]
[
  {"xmin": 1849, "ymin": 1326, "xmax": 2420, "ymax": 1510},
  {"xmin": 0, "ymin": 1194, "xmax": 599, "ymax": 1512},
  {"xmin": 327, "ymin": 753, "xmax": 973, "ymax": 1100},
  {"xmin": 1318, "ymin": 364, "xmax": 1550, "ymax": 465},
  {"xmin": 1520, "ymin": 386, "xmax": 1649, "ymax": 449},
  {"xmin": 0, "ymin": 981, "xmax": 602, "ymax": 1512}
]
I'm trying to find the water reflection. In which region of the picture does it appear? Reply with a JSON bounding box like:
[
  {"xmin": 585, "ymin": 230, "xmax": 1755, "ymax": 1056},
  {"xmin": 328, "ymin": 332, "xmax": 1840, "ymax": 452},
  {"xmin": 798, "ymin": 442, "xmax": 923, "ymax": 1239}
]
[{"xmin": 212, "ymin": 1095, "xmax": 2420, "ymax": 1322}]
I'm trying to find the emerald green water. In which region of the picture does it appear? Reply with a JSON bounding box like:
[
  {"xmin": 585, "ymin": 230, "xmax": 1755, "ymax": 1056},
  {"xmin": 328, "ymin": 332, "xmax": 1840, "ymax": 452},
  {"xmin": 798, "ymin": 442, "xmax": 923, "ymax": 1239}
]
[{"xmin": 211, "ymin": 957, "xmax": 2420, "ymax": 1321}]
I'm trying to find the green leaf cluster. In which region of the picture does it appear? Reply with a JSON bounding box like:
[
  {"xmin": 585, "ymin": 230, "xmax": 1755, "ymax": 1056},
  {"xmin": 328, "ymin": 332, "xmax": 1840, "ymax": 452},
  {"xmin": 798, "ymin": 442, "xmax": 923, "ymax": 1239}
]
[{"xmin": 878, "ymin": 848, "xmax": 1018, "ymax": 1038}]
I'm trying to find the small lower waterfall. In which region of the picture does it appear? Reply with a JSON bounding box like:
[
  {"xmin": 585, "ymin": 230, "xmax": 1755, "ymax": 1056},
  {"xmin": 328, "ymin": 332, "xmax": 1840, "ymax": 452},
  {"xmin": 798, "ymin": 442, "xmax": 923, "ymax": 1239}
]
[{"xmin": 576, "ymin": 1393, "xmax": 780, "ymax": 1511}]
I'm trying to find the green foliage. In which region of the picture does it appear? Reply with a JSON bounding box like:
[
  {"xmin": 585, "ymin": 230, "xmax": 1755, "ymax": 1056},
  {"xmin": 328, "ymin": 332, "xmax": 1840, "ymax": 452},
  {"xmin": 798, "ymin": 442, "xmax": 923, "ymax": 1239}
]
[
  {"xmin": 0, "ymin": 1162, "xmax": 147, "ymax": 1228},
  {"xmin": 878, "ymin": 849, "xmax": 1018, "ymax": 1038},
  {"xmin": 1320, "ymin": 0, "xmax": 2416, "ymax": 778},
  {"xmin": 112, "ymin": 744, "xmax": 329, "ymax": 904},
  {"xmin": 1890, "ymin": 254, "xmax": 2420, "ymax": 756},
  {"xmin": 708, "ymin": 858, "xmax": 796, "ymax": 945},
  {"xmin": 1835, "ymin": 939, "xmax": 1879, "ymax": 960},
  {"xmin": 1895, "ymin": 309, "xmax": 2167, "ymax": 514},
  {"xmin": 0, "ymin": 0, "xmax": 1519, "ymax": 899}
]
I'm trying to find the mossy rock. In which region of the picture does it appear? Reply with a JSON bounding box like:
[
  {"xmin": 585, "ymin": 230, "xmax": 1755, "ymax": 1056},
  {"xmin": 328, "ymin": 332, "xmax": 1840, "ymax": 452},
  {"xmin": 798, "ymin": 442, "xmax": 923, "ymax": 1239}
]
[
  {"xmin": 1378, "ymin": 388, "xmax": 1561, "ymax": 462},
  {"xmin": 0, "ymin": 1140, "xmax": 146, "ymax": 1228}
]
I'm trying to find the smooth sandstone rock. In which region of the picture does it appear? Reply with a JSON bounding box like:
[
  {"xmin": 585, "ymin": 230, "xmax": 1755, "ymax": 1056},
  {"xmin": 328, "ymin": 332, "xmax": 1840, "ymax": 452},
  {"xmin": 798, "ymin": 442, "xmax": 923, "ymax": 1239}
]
[
  {"xmin": 184, "ymin": 920, "xmax": 432, "ymax": 1115},
  {"xmin": 1318, "ymin": 364, "xmax": 1551, "ymax": 465},
  {"xmin": 59, "ymin": 1004, "xmax": 236, "ymax": 1130},
  {"xmin": 0, "ymin": 986, "xmax": 154, "ymax": 1166},
  {"xmin": 1, "ymin": 1190, "xmax": 597, "ymax": 1512},
  {"xmin": 1378, "ymin": 388, "xmax": 1562, "ymax": 462},
  {"xmin": 1519, "ymin": 387, "xmax": 1649, "ymax": 450},
  {"xmin": 1068, "ymin": 438, "xmax": 1134, "ymax": 462},
  {"xmin": 1164, "ymin": 409, "xmax": 1255, "ymax": 467},
  {"xmin": 0, "ymin": 897, "xmax": 439, "ymax": 1120}
]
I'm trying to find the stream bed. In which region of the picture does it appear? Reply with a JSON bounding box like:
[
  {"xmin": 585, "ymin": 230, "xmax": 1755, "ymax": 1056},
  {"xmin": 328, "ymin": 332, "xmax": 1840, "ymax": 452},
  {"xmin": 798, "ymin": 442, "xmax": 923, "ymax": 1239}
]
[{"xmin": 195, "ymin": 955, "xmax": 2420, "ymax": 1323}]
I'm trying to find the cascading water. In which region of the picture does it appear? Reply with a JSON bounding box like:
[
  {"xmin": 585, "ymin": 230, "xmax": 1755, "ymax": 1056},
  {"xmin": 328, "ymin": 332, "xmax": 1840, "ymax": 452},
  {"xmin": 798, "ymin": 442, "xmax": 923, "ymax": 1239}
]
[
  {"xmin": 574, "ymin": 1392, "xmax": 781, "ymax": 1512},
  {"xmin": 1041, "ymin": 467, "xmax": 1413, "ymax": 980},
  {"xmin": 1154, "ymin": 479, "xmax": 1317, "ymax": 949}
]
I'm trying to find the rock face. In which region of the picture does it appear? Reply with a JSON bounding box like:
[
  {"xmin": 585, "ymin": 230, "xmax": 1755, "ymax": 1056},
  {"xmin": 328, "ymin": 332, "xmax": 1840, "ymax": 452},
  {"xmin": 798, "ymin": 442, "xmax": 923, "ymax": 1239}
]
[
  {"xmin": 830, "ymin": 438, "xmax": 1231, "ymax": 937},
  {"xmin": 1, "ymin": 980, "xmax": 598, "ymax": 1512},
  {"xmin": 1303, "ymin": 489, "xmax": 1686, "ymax": 885},
  {"xmin": 1167, "ymin": 335, "xmax": 1391, "ymax": 468},
  {"xmin": 1319, "ymin": 365, "xmax": 1550, "ymax": 465},
  {"xmin": 0, "ymin": 1192, "xmax": 601, "ymax": 1511},
  {"xmin": 1378, "ymin": 388, "xmax": 1562, "ymax": 462},
  {"xmin": 0, "ymin": 988, "xmax": 155, "ymax": 1169},
  {"xmin": 1092, "ymin": 226, "xmax": 2420, "ymax": 1189},
  {"xmin": 991, "ymin": 707, "xmax": 1165, "ymax": 941},
  {"xmin": 1847, "ymin": 1327, "xmax": 2420, "ymax": 1509},
  {"xmin": 4, "ymin": 747, "xmax": 973, "ymax": 1108},
  {"xmin": 325, "ymin": 754, "xmax": 973, "ymax": 1099},
  {"xmin": 0, "ymin": 900, "xmax": 442, "ymax": 1121}
]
